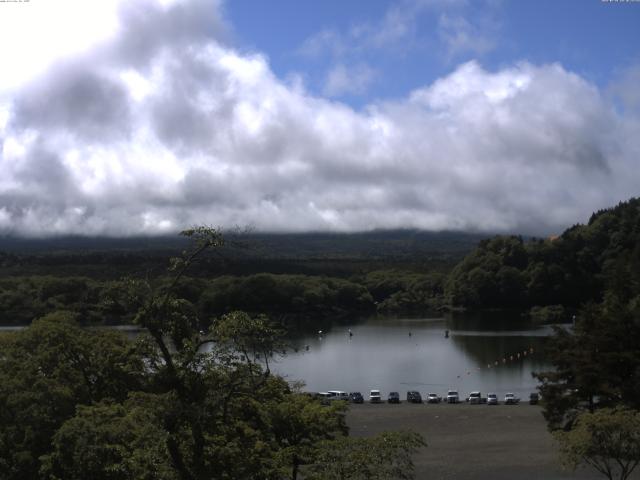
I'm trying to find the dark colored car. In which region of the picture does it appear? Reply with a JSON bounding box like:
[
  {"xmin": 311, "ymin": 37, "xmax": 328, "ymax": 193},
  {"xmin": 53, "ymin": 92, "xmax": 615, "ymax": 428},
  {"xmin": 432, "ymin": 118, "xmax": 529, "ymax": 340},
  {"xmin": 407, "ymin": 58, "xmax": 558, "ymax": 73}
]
[
  {"xmin": 388, "ymin": 391, "xmax": 400, "ymax": 404},
  {"xmin": 529, "ymin": 393, "xmax": 539, "ymax": 405},
  {"xmin": 349, "ymin": 392, "xmax": 364, "ymax": 404},
  {"xmin": 407, "ymin": 391, "xmax": 423, "ymax": 403}
]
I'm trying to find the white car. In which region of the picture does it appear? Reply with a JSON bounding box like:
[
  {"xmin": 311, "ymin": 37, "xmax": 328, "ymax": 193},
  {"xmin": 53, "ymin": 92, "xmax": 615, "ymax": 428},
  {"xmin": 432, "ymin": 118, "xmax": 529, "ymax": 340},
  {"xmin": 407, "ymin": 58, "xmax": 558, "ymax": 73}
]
[
  {"xmin": 487, "ymin": 393, "xmax": 498, "ymax": 405},
  {"xmin": 446, "ymin": 390, "xmax": 459, "ymax": 404},
  {"xmin": 327, "ymin": 390, "xmax": 349, "ymax": 401},
  {"xmin": 504, "ymin": 393, "xmax": 520, "ymax": 405},
  {"xmin": 369, "ymin": 389, "xmax": 382, "ymax": 403},
  {"xmin": 426, "ymin": 393, "xmax": 442, "ymax": 404}
]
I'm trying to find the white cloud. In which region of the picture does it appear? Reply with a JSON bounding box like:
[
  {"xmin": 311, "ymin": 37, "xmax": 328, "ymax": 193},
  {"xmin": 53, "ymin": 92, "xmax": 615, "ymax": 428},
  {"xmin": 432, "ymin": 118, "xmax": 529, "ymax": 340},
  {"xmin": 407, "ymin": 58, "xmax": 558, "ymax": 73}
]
[
  {"xmin": 298, "ymin": 0, "xmax": 498, "ymax": 62},
  {"xmin": 0, "ymin": 1, "xmax": 638, "ymax": 237},
  {"xmin": 323, "ymin": 64, "xmax": 376, "ymax": 97},
  {"xmin": 608, "ymin": 64, "xmax": 640, "ymax": 114},
  {"xmin": 298, "ymin": 29, "xmax": 345, "ymax": 58},
  {"xmin": 437, "ymin": 13, "xmax": 496, "ymax": 59},
  {"xmin": 0, "ymin": 0, "xmax": 122, "ymax": 91},
  {"xmin": 297, "ymin": 3, "xmax": 419, "ymax": 59}
]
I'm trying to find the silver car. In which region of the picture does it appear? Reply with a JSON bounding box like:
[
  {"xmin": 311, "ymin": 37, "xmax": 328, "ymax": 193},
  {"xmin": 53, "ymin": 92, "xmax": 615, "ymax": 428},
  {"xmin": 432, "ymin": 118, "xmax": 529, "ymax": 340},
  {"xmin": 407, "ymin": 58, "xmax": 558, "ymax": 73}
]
[
  {"xmin": 426, "ymin": 393, "xmax": 442, "ymax": 403},
  {"xmin": 504, "ymin": 393, "xmax": 520, "ymax": 405}
]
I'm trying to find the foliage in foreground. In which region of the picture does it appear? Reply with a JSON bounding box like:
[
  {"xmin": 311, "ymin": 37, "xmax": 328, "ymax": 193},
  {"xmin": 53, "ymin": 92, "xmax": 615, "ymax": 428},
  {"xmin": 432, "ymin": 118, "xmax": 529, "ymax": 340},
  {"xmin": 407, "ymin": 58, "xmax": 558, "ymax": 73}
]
[
  {"xmin": 0, "ymin": 228, "xmax": 425, "ymax": 480},
  {"xmin": 535, "ymin": 288, "xmax": 640, "ymax": 479},
  {"xmin": 534, "ymin": 299, "xmax": 640, "ymax": 430},
  {"xmin": 555, "ymin": 408, "xmax": 640, "ymax": 480},
  {"xmin": 304, "ymin": 431, "xmax": 426, "ymax": 480}
]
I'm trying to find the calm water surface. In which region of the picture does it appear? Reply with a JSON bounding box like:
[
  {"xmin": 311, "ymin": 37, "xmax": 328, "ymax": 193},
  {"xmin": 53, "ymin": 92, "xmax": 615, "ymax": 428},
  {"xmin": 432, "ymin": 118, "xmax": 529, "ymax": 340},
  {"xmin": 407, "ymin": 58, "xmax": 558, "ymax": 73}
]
[
  {"xmin": 273, "ymin": 314, "xmax": 555, "ymax": 400},
  {"xmin": 1, "ymin": 314, "xmax": 557, "ymax": 400}
]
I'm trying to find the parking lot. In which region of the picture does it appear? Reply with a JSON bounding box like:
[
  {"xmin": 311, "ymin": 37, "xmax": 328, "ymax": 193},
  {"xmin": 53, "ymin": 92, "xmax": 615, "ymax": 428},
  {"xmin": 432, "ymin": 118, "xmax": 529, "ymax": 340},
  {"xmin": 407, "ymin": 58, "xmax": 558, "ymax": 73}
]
[{"xmin": 346, "ymin": 403, "xmax": 632, "ymax": 480}]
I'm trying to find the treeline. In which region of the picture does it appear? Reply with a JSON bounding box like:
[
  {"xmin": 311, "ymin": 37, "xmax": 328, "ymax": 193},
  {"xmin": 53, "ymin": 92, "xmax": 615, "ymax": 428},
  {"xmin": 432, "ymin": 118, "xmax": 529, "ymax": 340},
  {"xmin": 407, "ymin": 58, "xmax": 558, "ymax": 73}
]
[
  {"xmin": 0, "ymin": 230, "xmax": 426, "ymax": 480},
  {"xmin": 445, "ymin": 197, "xmax": 640, "ymax": 319},
  {"xmin": 0, "ymin": 270, "xmax": 445, "ymax": 327},
  {"xmin": 1, "ymin": 198, "xmax": 638, "ymax": 326},
  {"xmin": 528, "ymin": 202, "xmax": 640, "ymax": 478},
  {"xmin": 0, "ymin": 231, "xmax": 466, "ymax": 325}
]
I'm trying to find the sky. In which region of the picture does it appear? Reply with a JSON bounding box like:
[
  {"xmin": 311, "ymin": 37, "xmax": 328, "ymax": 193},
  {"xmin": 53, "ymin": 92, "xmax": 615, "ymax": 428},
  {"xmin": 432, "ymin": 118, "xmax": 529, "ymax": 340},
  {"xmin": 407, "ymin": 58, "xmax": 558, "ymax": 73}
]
[{"xmin": 0, "ymin": 0, "xmax": 638, "ymax": 237}]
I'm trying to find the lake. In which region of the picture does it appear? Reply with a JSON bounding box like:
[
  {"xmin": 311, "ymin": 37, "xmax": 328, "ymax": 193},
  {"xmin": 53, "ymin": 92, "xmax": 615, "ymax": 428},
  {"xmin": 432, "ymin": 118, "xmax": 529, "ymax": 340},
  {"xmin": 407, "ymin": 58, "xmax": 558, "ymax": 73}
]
[
  {"xmin": 0, "ymin": 313, "xmax": 558, "ymax": 401},
  {"xmin": 272, "ymin": 313, "xmax": 556, "ymax": 400}
]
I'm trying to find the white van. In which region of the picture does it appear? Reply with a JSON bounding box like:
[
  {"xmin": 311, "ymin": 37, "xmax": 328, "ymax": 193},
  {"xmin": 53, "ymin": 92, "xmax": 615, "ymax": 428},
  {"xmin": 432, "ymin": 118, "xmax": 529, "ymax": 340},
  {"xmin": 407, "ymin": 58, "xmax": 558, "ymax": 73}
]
[
  {"xmin": 327, "ymin": 390, "xmax": 349, "ymax": 401},
  {"xmin": 369, "ymin": 389, "xmax": 382, "ymax": 403}
]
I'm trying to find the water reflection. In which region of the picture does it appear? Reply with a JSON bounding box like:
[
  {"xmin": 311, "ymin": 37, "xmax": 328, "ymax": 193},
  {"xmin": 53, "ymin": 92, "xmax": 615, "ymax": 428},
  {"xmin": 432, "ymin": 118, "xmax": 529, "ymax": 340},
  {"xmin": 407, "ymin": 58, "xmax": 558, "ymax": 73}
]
[
  {"xmin": 1, "ymin": 315, "xmax": 557, "ymax": 400},
  {"xmin": 272, "ymin": 314, "xmax": 554, "ymax": 400}
]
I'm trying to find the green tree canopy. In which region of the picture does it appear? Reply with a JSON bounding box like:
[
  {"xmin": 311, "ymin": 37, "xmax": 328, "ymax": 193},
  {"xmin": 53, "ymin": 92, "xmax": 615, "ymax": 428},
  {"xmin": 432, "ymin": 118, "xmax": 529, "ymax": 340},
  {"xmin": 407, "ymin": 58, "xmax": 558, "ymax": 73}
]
[
  {"xmin": 0, "ymin": 228, "xmax": 426, "ymax": 480},
  {"xmin": 0, "ymin": 311, "xmax": 150, "ymax": 480},
  {"xmin": 304, "ymin": 431, "xmax": 426, "ymax": 480},
  {"xmin": 555, "ymin": 408, "xmax": 640, "ymax": 480}
]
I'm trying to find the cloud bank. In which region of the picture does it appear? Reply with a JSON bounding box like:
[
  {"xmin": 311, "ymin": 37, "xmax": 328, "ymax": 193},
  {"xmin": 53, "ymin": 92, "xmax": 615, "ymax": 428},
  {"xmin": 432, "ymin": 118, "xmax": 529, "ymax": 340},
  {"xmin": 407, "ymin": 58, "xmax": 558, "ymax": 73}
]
[{"xmin": 0, "ymin": 0, "xmax": 638, "ymax": 237}]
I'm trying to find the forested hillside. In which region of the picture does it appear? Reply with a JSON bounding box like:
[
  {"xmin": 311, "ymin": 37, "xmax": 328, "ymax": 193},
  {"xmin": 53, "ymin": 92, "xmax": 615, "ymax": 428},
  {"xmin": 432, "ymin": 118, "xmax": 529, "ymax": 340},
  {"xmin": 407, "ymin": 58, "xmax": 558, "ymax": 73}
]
[
  {"xmin": 0, "ymin": 231, "xmax": 472, "ymax": 326},
  {"xmin": 446, "ymin": 197, "xmax": 640, "ymax": 318},
  {"xmin": 1, "ymin": 199, "xmax": 638, "ymax": 326}
]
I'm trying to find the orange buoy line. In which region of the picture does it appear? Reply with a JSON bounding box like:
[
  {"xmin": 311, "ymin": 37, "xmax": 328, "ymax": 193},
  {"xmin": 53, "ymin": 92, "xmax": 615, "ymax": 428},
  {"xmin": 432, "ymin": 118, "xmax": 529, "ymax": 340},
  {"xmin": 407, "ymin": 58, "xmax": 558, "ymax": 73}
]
[{"xmin": 454, "ymin": 347, "xmax": 536, "ymax": 381}]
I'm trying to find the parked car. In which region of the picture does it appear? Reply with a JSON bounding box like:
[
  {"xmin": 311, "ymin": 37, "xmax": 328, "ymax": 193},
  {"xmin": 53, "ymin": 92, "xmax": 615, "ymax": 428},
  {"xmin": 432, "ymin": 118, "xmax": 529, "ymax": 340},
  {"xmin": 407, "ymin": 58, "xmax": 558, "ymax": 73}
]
[
  {"xmin": 327, "ymin": 390, "xmax": 349, "ymax": 402},
  {"xmin": 529, "ymin": 393, "xmax": 540, "ymax": 405},
  {"xmin": 388, "ymin": 391, "xmax": 400, "ymax": 404},
  {"xmin": 467, "ymin": 391, "xmax": 485, "ymax": 404},
  {"xmin": 407, "ymin": 391, "xmax": 423, "ymax": 403},
  {"xmin": 487, "ymin": 393, "xmax": 499, "ymax": 405},
  {"xmin": 370, "ymin": 389, "xmax": 382, "ymax": 403},
  {"xmin": 504, "ymin": 393, "xmax": 520, "ymax": 405},
  {"xmin": 426, "ymin": 393, "xmax": 442, "ymax": 404},
  {"xmin": 349, "ymin": 392, "xmax": 364, "ymax": 404},
  {"xmin": 318, "ymin": 392, "xmax": 331, "ymax": 405},
  {"xmin": 446, "ymin": 390, "xmax": 460, "ymax": 404}
]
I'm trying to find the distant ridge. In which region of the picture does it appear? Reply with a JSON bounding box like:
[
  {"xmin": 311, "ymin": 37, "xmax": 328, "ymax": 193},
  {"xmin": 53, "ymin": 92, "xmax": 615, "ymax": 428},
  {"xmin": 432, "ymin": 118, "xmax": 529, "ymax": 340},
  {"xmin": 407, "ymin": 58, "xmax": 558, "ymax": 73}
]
[{"xmin": 0, "ymin": 230, "xmax": 488, "ymax": 259}]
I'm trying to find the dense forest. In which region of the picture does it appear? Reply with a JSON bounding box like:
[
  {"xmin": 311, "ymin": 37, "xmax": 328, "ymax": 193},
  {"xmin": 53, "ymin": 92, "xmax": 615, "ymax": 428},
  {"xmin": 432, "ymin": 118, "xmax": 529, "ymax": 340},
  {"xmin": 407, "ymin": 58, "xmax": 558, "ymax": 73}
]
[
  {"xmin": 446, "ymin": 198, "xmax": 640, "ymax": 319},
  {"xmin": 0, "ymin": 230, "xmax": 471, "ymax": 327},
  {"xmin": 1, "ymin": 198, "xmax": 639, "ymax": 327},
  {"xmin": 0, "ymin": 230, "xmax": 426, "ymax": 480},
  {"xmin": 1, "ymin": 200, "xmax": 639, "ymax": 479},
  {"xmin": 529, "ymin": 201, "xmax": 640, "ymax": 479}
]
